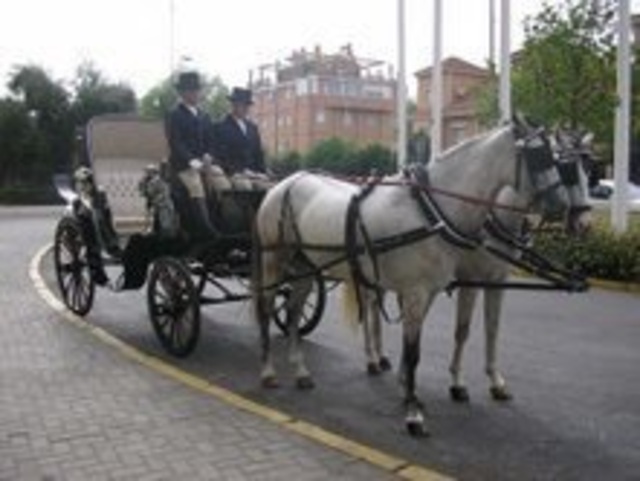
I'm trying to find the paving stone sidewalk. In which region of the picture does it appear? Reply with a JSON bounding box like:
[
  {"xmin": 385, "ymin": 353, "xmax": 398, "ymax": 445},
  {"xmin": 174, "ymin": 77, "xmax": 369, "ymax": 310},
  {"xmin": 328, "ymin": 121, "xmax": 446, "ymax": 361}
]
[{"xmin": 0, "ymin": 207, "xmax": 396, "ymax": 481}]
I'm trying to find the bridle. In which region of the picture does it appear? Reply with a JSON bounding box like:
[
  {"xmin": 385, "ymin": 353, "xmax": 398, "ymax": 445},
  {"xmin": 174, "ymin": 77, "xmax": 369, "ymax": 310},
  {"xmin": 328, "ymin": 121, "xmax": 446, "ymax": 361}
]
[{"xmin": 514, "ymin": 127, "xmax": 565, "ymax": 212}]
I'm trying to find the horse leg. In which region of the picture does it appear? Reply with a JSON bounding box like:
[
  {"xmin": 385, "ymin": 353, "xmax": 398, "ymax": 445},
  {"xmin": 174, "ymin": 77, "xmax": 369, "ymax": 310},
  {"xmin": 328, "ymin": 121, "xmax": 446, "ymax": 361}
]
[
  {"xmin": 287, "ymin": 276, "xmax": 315, "ymax": 389},
  {"xmin": 449, "ymin": 287, "xmax": 478, "ymax": 403},
  {"xmin": 364, "ymin": 291, "xmax": 391, "ymax": 375},
  {"xmin": 484, "ymin": 288, "xmax": 512, "ymax": 401},
  {"xmin": 373, "ymin": 291, "xmax": 392, "ymax": 372},
  {"xmin": 254, "ymin": 249, "xmax": 279, "ymax": 388},
  {"xmin": 399, "ymin": 289, "xmax": 434, "ymax": 437}
]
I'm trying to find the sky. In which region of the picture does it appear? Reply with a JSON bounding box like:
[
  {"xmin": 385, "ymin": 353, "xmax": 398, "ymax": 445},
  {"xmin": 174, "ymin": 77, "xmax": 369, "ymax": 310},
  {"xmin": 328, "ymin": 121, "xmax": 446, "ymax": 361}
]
[{"xmin": 1, "ymin": 0, "xmax": 639, "ymax": 99}]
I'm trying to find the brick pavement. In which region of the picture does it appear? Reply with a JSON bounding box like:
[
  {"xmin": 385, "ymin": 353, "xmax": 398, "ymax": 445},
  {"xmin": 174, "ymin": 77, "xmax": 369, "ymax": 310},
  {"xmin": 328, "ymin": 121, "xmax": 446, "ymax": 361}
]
[{"xmin": 0, "ymin": 207, "xmax": 403, "ymax": 481}]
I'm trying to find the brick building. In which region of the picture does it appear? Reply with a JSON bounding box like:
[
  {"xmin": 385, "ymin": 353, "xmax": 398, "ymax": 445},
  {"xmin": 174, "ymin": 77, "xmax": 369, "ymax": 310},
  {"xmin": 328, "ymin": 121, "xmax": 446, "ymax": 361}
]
[
  {"xmin": 414, "ymin": 57, "xmax": 492, "ymax": 151},
  {"xmin": 251, "ymin": 45, "xmax": 396, "ymax": 156}
]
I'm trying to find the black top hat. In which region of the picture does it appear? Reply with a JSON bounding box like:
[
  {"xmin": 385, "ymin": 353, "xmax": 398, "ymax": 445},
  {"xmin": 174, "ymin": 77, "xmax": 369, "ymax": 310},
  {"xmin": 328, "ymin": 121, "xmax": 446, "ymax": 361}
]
[
  {"xmin": 175, "ymin": 71, "xmax": 202, "ymax": 92},
  {"xmin": 227, "ymin": 87, "xmax": 253, "ymax": 105}
]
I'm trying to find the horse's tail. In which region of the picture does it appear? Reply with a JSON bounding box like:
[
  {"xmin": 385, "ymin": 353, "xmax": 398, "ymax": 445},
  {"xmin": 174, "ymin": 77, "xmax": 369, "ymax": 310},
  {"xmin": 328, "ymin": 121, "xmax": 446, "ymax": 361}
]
[{"xmin": 341, "ymin": 277, "xmax": 363, "ymax": 333}]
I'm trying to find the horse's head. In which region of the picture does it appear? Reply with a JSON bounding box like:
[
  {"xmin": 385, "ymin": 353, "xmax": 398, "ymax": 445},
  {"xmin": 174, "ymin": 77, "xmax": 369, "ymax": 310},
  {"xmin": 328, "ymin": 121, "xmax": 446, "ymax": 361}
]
[
  {"xmin": 510, "ymin": 116, "xmax": 570, "ymax": 223},
  {"xmin": 551, "ymin": 128, "xmax": 594, "ymax": 236}
]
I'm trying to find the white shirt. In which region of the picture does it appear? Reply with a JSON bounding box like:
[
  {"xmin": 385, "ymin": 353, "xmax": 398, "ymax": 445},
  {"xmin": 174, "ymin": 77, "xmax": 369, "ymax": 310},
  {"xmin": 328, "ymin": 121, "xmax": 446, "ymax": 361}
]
[
  {"xmin": 182, "ymin": 102, "xmax": 199, "ymax": 117},
  {"xmin": 234, "ymin": 117, "xmax": 247, "ymax": 136}
]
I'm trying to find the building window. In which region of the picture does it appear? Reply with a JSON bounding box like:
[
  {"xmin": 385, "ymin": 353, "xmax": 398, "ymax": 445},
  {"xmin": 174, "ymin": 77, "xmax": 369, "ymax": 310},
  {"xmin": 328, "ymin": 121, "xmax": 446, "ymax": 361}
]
[
  {"xmin": 450, "ymin": 121, "xmax": 468, "ymax": 145},
  {"xmin": 315, "ymin": 109, "xmax": 326, "ymax": 124},
  {"xmin": 308, "ymin": 76, "xmax": 318, "ymax": 94},
  {"xmin": 296, "ymin": 78, "xmax": 308, "ymax": 96},
  {"xmin": 343, "ymin": 111, "xmax": 353, "ymax": 126}
]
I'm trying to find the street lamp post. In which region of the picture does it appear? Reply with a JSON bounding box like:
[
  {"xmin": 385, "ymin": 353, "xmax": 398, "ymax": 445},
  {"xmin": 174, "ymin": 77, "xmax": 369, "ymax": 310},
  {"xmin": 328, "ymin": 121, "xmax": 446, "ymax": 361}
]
[
  {"xmin": 498, "ymin": 0, "xmax": 511, "ymax": 122},
  {"xmin": 612, "ymin": 0, "xmax": 631, "ymax": 233},
  {"xmin": 397, "ymin": 0, "xmax": 408, "ymax": 169},
  {"xmin": 169, "ymin": 0, "xmax": 176, "ymax": 75},
  {"xmin": 430, "ymin": 0, "xmax": 443, "ymax": 160}
]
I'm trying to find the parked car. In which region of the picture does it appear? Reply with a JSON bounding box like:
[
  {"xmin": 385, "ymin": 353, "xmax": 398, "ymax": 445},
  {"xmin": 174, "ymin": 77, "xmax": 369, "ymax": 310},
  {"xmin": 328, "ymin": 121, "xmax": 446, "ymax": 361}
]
[{"xmin": 589, "ymin": 179, "xmax": 640, "ymax": 211}]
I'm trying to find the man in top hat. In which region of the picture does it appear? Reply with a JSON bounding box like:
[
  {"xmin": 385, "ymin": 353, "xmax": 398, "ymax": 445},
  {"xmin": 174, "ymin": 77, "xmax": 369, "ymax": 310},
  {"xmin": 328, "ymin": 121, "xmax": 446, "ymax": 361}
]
[
  {"xmin": 165, "ymin": 70, "xmax": 220, "ymax": 240},
  {"xmin": 212, "ymin": 87, "xmax": 267, "ymax": 189}
]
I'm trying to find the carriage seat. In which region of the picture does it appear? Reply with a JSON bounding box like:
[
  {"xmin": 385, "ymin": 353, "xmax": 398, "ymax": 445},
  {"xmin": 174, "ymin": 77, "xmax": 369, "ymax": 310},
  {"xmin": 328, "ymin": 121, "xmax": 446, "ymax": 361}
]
[
  {"xmin": 86, "ymin": 115, "xmax": 168, "ymax": 236},
  {"xmin": 92, "ymin": 157, "xmax": 155, "ymax": 234}
]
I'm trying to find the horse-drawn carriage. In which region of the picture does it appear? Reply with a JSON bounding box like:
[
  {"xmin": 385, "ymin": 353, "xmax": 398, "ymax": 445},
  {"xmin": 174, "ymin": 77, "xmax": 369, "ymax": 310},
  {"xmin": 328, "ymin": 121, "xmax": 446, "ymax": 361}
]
[
  {"xmin": 53, "ymin": 113, "xmax": 593, "ymax": 436},
  {"xmin": 52, "ymin": 114, "xmax": 326, "ymax": 357}
]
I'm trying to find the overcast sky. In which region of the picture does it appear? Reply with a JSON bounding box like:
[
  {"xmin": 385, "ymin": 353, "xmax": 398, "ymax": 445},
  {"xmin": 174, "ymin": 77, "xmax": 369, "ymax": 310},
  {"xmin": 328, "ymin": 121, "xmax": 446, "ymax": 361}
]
[{"xmin": 1, "ymin": 0, "xmax": 639, "ymax": 98}]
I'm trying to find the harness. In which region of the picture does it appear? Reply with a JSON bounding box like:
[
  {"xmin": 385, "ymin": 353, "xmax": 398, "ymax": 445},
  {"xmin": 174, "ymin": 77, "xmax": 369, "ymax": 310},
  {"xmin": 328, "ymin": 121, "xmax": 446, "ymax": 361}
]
[{"xmin": 261, "ymin": 137, "xmax": 589, "ymax": 305}]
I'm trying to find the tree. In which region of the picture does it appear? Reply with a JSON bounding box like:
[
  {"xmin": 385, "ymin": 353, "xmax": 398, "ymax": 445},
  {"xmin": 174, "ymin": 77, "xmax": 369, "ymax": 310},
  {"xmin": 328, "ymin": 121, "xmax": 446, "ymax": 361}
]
[
  {"xmin": 474, "ymin": 76, "xmax": 500, "ymax": 129},
  {"xmin": 304, "ymin": 137, "xmax": 358, "ymax": 174},
  {"xmin": 513, "ymin": 0, "xmax": 617, "ymax": 146},
  {"xmin": 71, "ymin": 61, "xmax": 136, "ymax": 125},
  {"xmin": 269, "ymin": 150, "xmax": 302, "ymax": 177},
  {"xmin": 354, "ymin": 144, "xmax": 395, "ymax": 175},
  {"xmin": 139, "ymin": 77, "xmax": 176, "ymax": 119},
  {"xmin": 6, "ymin": 64, "xmax": 74, "ymax": 174},
  {"xmin": 0, "ymin": 99, "xmax": 47, "ymax": 186},
  {"xmin": 140, "ymin": 75, "xmax": 230, "ymax": 120}
]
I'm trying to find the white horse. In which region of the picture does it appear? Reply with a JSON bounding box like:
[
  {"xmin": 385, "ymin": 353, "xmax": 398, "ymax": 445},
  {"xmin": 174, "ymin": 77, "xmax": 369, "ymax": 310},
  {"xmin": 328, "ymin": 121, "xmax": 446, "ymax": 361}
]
[
  {"xmin": 360, "ymin": 129, "xmax": 593, "ymax": 405},
  {"xmin": 252, "ymin": 120, "xmax": 568, "ymax": 436},
  {"xmin": 449, "ymin": 129, "xmax": 593, "ymax": 402}
]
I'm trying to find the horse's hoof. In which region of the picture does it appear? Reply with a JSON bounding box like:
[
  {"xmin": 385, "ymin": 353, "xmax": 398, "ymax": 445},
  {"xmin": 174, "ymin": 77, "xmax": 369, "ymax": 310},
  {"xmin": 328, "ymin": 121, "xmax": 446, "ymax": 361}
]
[
  {"xmin": 296, "ymin": 376, "xmax": 315, "ymax": 390},
  {"xmin": 261, "ymin": 375, "xmax": 280, "ymax": 389},
  {"xmin": 367, "ymin": 362, "xmax": 381, "ymax": 376},
  {"xmin": 379, "ymin": 357, "xmax": 392, "ymax": 372},
  {"xmin": 405, "ymin": 419, "xmax": 430, "ymax": 437},
  {"xmin": 450, "ymin": 385, "xmax": 470, "ymax": 403},
  {"xmin": 405, "ymin": 403, "xmax": 429, "ymax": 437},
  {"xmin": 490, "ymin": 385, "xmax": 513, "ymax": 402}
]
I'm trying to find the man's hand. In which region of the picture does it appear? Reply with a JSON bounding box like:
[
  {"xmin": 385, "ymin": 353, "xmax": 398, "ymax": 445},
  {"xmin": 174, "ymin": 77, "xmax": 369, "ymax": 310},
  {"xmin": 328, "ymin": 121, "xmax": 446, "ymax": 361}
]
[{"xmin": 189, "ymin": 158, "xmax": 203, "ymax": 170}]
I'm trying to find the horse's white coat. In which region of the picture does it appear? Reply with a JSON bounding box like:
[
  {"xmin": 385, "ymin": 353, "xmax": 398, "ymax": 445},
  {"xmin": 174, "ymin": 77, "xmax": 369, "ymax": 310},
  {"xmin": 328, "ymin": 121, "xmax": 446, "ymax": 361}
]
[{"xmin": 253, "ymin": 123, "xmax": 563, "ymax": 434}]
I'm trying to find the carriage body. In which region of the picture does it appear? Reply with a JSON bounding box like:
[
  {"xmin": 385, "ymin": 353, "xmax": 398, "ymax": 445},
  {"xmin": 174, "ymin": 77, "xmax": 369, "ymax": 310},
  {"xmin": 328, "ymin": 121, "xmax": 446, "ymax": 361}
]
[{"xmin": 52, "ymin": 114, "xmax": 325, "ymax": 357}]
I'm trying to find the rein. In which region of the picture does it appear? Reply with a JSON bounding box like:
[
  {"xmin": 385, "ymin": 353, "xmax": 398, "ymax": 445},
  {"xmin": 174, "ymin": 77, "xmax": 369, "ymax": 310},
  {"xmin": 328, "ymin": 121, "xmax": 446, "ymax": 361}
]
[
  {"xmin": 204, "ymin": 166, "xmax": 533, "ymax": 215},
  {"xmin": 446, "ymin": 211, "xmax": 588, "ymax": 293}
]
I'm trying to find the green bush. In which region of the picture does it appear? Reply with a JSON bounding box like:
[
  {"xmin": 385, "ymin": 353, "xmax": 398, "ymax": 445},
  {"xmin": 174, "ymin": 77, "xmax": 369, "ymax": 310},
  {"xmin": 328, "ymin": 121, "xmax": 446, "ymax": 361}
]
[
  {"xmin": 0, "ymin": 182, "xmax": 61, "ymax": 205},
  {"xmin": 268, "ymin": 151, "xmax": 302, "ymax": 178},
  {"xmin": 534, "ymin": 222, "xmax": 640, "ymax": 283}
]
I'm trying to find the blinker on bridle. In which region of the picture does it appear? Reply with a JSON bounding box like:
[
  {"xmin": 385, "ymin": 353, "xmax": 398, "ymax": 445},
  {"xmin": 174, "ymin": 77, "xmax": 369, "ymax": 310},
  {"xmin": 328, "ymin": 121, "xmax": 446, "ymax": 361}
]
[{"xmin": 514, "ymin": 129, "xmax": 561, "ymax": 207}]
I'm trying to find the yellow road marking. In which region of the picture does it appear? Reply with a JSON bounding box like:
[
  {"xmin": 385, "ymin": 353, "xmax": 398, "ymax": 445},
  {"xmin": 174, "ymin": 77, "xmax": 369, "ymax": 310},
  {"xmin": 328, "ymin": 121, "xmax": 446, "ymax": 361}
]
[{"xmin": 30, "ymin": 244, "xmax": 454, "ymax": 480}]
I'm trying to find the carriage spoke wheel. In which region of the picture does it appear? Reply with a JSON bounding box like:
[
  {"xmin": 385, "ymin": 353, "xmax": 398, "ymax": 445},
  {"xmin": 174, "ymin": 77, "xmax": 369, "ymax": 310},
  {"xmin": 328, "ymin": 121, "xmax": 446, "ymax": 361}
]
[
  {"xmin": 273, "ymin": 273, "xmax": 326, "ymax": 337},
  {"xmin": 53, "ymin": 217, "xmax": 95, "ymax": 316},
  {"xmin": 147, "ymin": 257, "xmax": 200, "ymax": 357}
]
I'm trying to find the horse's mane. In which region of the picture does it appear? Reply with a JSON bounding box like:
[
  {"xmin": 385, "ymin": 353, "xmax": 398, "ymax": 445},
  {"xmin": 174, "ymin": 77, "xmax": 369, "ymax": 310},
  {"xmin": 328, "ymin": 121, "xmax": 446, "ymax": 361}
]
[{"xmin": 433, "ymin": 124, "xmax": 511, "ymax": 165}]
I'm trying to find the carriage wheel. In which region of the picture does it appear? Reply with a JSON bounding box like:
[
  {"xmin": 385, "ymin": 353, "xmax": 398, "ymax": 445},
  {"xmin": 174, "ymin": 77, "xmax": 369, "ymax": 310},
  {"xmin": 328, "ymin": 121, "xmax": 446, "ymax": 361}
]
[
  {"xmin": 53, "ymin": 217, "xmax": 95, "ymax": 316},
  {"xmin": 147, "ymin": 257, "xmax": 200, "ymax": 357},
  {"xmin": 192, "ymin": 262, "xmax": 208, "ymax": 296},
  {"xmin": 273, "ymin": 273, "xmax": 326, "ymax": 337}
]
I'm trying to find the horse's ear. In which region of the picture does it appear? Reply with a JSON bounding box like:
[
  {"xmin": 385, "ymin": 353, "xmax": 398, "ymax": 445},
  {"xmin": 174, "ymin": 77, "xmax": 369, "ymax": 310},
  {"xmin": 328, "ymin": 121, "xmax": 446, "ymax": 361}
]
[
  {"xmin": 581, "ymin": 131, "xmax": 594, "ymax": 147},
  {"xmin": 512, "ymin": 112, "xmax": 530, "ymax": 138}
]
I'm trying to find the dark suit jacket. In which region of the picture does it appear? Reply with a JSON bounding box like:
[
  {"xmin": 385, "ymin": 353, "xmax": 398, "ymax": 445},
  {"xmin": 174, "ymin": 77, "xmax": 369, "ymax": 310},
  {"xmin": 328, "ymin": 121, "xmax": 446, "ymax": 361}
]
[
  {"xmin": 212, "ymin": 114, "xmax": 265, "ymax": 174},
  {"xmin": 165, "ymin": 103, "xmax": 214, "ymax": 173}
]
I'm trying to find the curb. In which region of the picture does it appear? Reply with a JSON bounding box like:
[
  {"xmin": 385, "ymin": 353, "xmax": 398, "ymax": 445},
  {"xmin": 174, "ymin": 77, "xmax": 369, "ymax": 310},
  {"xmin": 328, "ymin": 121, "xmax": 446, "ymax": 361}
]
[
  {"xmin": 30, "ymin": 244, "xmax": 453, "ymax": 481},
  {"xmin": 586, "ymin": 277, "xmax": 640, "ymax": 295}
]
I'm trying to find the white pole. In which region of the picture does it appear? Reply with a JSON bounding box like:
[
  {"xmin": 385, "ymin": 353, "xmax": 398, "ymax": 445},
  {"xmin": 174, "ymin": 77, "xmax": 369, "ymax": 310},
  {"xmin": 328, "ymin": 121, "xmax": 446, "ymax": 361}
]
[
  {"xmin": 169, "ymin": 0, "xmax": 176, "ymax": 75},
  {"xmin": 489, "ymin": 0, "xmax": 496, "ymax": 73},
  {"xmin": 430, "ymin": 0, "xmax": 443, "ymax": 159},
  {"xmin": 612, "ymin": 0, "xmax": 631, "ymax": 233},
  {"xmin": 397, "ymin": 0, "xmax": 408, "ymax": 169},
  {"xmin": 499, "ymin": 0, "xmax": 511, "ymax": 122}
]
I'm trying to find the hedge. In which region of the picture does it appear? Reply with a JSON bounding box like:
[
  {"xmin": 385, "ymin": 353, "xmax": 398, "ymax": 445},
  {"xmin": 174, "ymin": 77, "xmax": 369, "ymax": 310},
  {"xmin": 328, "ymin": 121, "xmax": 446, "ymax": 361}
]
[
  {"xmin": 0, "ymin": 184, "xmax": 62, "ymax": 205},
  {"xmin": 533, "ymin": 221, "xmax": 640, "ymax": 284}
]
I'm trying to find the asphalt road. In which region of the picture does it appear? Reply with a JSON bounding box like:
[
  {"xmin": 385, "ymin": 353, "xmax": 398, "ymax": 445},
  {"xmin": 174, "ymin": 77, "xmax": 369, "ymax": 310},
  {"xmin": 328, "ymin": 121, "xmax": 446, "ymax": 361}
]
[{"xmin": 19, "ymin": 206, "xmax": 640, "ymax": 480}]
